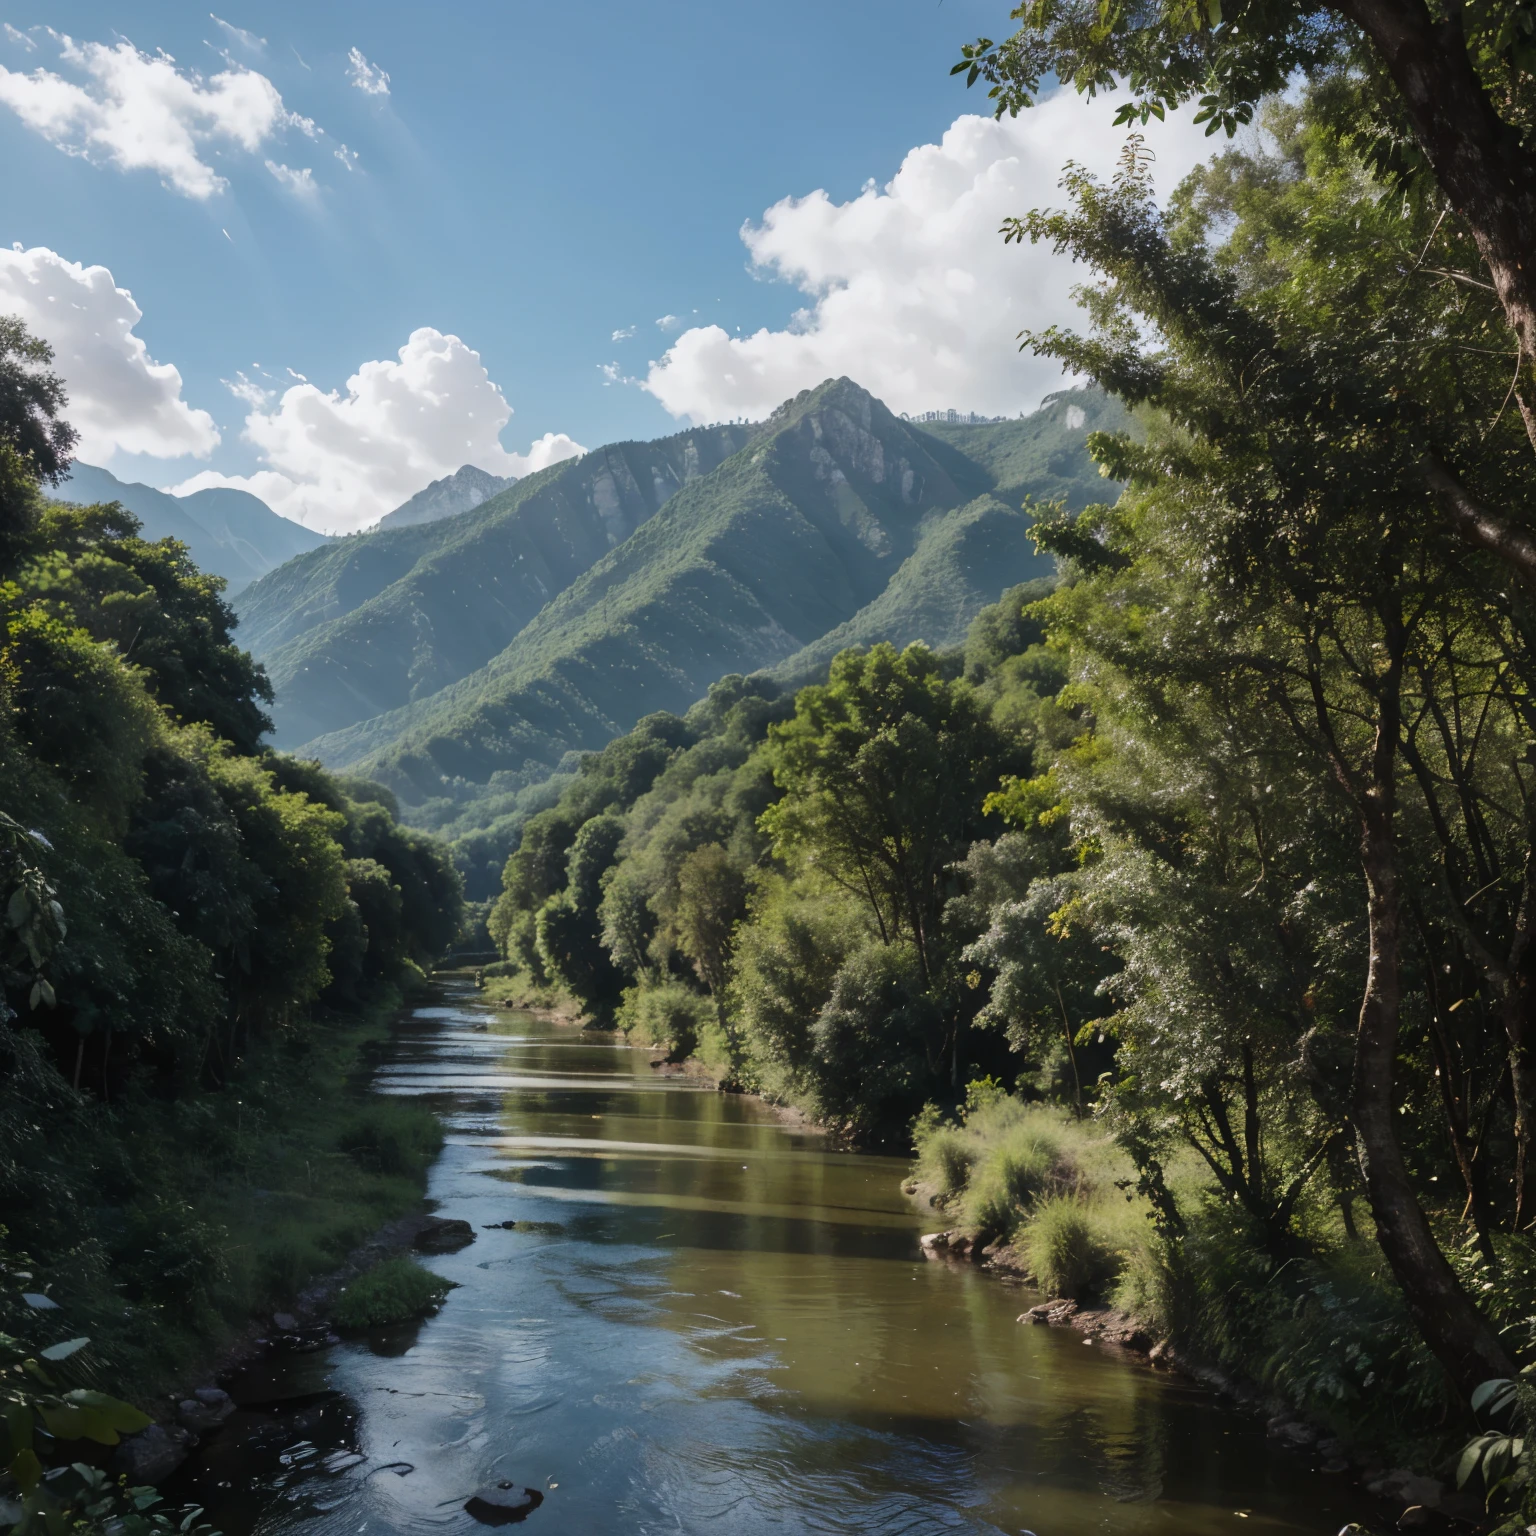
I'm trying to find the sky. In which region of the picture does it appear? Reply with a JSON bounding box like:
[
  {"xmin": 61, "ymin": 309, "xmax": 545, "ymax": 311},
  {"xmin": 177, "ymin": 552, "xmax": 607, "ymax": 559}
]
[{"xmin": 0, "ymin": 1, "xmax": 1222, "ymax": 532}]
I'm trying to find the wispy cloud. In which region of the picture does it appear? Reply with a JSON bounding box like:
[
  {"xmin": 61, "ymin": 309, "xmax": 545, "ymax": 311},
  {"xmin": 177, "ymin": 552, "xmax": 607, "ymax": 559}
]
[
  {"xmin": 611, "ymin": 325, "xmax": 636, "ymax": 342},
  {"xmin": 654, "ymin": 314, "xmax": 682, "ymax": 332},
  {"xmin": 209, "ymin": 14, "xmax": 265, "ymax": 52},
  {"xmin": 265, "ymin": 159, "xmax": 316, "ymax": 196},
  {"xmin": 346, "ymin": 46, "xmax": 389, "ymax": 96},
  {"xmin": 334, "ymin": 142, "xmax": 358, "ymax": 171},
  {"xmin": 3, "ymin": 23, "xmax": 37, "ymax": 50}
]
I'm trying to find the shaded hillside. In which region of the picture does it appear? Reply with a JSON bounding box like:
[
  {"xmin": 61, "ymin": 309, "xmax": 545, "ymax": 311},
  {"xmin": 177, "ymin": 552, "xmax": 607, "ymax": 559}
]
[
  {"xmin": 59, "ymin": 462, "xmax": 328, "ymax": 593},
  {"xmin": 769, "ymin": 493, "xmax": 1053, "ymax": 686},
  {"xmin": 374, "ymin": 463, "xmax": 514, "ymax": 530},
  {"xmin": 917, "ymin": 388, "xmax": 1126, "ymax": 502},
  {"xmin": 305, "ymin": 378, "xmax": 1034, "ymax": 802},
  {"xmin": 237, "ymin": 425, "xmax": 750, "ymax": 745}
]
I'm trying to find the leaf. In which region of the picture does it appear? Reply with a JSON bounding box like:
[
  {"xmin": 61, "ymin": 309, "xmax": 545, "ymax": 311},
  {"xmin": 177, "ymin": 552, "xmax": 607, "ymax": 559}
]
[
  {"xmin": 38, "ymin": 1336, "xmax": 89, "ymax": 1361},
  {"xmin": 38, "ymin": 1388, "xmax": 150, "ymax": 1444},
  {"xmin": 0, "ymin": 1401, "xmax": 32, "ymax": 1460},
  {"xmin": 20, "ymin": 1293, "xmax": 58, "ymax": 1310},
  {"xmin": 5, "ymin": 888, "xmax": 29, "ymax": 930},
  {"xmin": 36, "ymin": 979, "xmax": 53, "ymax": 1008},
  {"xmin": 8, "ymin": 1446, "xmax": 41, "ymax": 1494}
]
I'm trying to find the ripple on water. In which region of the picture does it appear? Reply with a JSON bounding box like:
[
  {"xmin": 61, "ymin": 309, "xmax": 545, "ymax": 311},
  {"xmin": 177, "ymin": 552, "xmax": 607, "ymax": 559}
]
[{"xmin": 173, "ymin": 984, "xmax": 1382, "ymax": 1536}]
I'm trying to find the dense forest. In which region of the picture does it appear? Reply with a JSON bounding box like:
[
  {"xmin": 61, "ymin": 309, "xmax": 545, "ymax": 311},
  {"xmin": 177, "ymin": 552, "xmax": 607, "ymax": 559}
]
[
  {"xmin": 479, "ymin": 87, "xmax": 1536, "ymax": 1503},
  {"xmin": 0, "ymin": 319, "xmax": 463, "ymax": 1529}
]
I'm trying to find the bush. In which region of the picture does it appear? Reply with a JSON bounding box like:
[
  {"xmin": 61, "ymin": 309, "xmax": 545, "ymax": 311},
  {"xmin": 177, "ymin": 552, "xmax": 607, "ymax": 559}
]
[
  {"xmin": 339, "ymin": 1101, "xmax": 444, "ymax": 1178},
  {"xmin": 332, "ymin": 1257, "xmax": 455, "ymax": 1330},
  {"xmin": 616, "ymin": 980, "xmax": 716, "ymax": 1060},
  {"xmin": 1023, "ymin": 1197, "xmax": 1125, "ymax": 1300}
]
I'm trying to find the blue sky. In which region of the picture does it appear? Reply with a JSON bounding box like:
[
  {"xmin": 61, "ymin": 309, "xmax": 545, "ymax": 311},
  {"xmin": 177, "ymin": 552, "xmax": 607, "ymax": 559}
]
[{"xmin": 0, "ymin": 0, "xmax": 1215, "ymax": 529}]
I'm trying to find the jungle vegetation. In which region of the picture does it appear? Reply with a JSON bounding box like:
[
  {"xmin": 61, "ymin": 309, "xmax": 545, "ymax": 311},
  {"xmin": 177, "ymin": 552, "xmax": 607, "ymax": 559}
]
[
  {"xmin": 0, "ymin": 314, "xmax": 464, "ymax": 1514},
  {"xmin": 482, "ymin": 90, "xmax": 1536, "ymax": 1481}
]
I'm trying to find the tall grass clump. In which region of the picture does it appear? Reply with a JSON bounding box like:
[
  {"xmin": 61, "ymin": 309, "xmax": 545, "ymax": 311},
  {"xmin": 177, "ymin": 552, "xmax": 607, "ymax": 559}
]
[
  {"xmin": 1024, "ymin": 1196, "xmax": 1129, "ymax": 1300},
  {"xmin": 333, "ymin": 1257, "xmax": 456, "ymax": 1330},
  {"xmin": 960, "ymin": 1121, "xmax": 1069, "ymax": 1237}
]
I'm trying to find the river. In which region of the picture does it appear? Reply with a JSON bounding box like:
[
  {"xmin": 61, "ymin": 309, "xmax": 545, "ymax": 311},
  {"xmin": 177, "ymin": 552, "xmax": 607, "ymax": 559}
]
[{"xmin": 176, "ymin": 981, "xmax": 1377, "ymax": 1535}]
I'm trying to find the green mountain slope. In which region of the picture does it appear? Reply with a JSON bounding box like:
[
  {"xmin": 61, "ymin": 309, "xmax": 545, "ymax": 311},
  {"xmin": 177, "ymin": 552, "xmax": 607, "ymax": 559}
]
[
  {"xmin": 59, "ymin": 462, "xmax": 328, "ymax": 593},
  {"xmin": 236, "ymin": 425, "xmax": 749, "ymax": 745},
  {"xmin": 301, "ymin": 378, "xmax": 1098, "ymax": 808},
  {"xmin": 768, "ymin": 492, "xmax": 1053, "ymax": 686}
]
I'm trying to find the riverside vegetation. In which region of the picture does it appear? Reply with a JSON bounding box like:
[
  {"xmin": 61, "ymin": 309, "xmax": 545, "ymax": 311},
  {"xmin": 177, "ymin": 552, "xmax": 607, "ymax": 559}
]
[
  {"xmin": 0, "ymin": 318, "xmax": 464, "ymax": 1530},
  {"xmin": 474, "ymin": 85, "xmax": 1536, "ymax": 1518}
]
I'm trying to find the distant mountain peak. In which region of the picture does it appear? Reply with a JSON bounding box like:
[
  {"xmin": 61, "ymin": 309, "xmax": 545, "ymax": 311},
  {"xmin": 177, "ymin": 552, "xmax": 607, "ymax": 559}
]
[{"xmin": 375, "ymin": 464, "xmax": 516, "ymax": 531}]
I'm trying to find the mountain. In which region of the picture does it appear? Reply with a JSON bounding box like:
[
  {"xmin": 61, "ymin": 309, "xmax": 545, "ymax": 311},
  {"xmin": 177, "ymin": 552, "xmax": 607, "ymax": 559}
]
[
  {"xmin": 373, "ymin": 464, "xmax": 516, "ymax": 531},
  {"xmin": 235, "ymin": 424, "xmax": 753, "ymax": 746},
  {"xmin": 292, "ymin": 379, "xmax": 1118, "ymax": 809},
  {"xmin": 768, "ymin": 492, "xmax": 1052, "ymax": 686},
  {"xmin": 57, "ymin": 463, "xmax": 329, "ymax": 594}
]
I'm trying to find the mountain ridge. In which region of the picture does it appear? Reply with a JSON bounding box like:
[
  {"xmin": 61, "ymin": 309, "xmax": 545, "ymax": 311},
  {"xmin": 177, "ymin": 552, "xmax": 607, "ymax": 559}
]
[{"xmin": 58, "ymin": 462, "xmax": 328, "ymax": 593}]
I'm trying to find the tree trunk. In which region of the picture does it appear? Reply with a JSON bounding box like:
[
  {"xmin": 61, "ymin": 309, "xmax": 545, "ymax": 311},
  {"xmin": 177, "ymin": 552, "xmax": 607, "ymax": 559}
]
[
  {"xmin": 1353, "ymin": 792, "xmax": 1515, "ymax": 1396},
  {"xmin": 1336, "ymin": 0, "xmax": 1536, "ymax": 456}
]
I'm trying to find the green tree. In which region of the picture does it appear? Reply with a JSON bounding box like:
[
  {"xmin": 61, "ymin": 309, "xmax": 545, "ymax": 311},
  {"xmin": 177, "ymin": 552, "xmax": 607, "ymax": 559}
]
[
  {"xmin": 1010, "ymin": 99, "xmax": 1529, "ymax": 1395},
  {"xmin": 957, "ymin": 0, "xmax": 1536, "ymax": 479},
  {"xmin": 760, "ymin": 642, "xmax": 1009, "ymax": 990}
]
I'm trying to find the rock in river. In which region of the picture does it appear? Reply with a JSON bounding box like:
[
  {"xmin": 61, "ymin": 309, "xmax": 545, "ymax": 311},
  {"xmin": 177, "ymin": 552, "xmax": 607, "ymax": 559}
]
[
  {"xmin": 177, "ymin": 1387, "xmax": 235, "ymax": 1433},
  {"xmin": 112, "ymin": 1423, "xmax": 196, "ymax": 1484},
  {"xmin": 465, "ymin": 1482, "xmax": 544, "ymax": 1524},
  {"xmin": 415, "ymin": 1216, "xmax": 476, "ymax": 1253}
]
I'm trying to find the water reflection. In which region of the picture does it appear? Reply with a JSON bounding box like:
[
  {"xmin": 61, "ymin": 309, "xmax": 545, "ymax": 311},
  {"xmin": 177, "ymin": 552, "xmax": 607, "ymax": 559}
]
[{"xmin": 174, "ymin": 983, "xmax": 1375, "ymax": 1535}]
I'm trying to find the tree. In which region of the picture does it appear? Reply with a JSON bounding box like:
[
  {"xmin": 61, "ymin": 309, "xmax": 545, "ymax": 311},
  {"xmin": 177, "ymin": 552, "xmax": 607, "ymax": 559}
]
[
  {"xmin": 1009, "ymin": 103, "xmax": 1528, "ymax": 1396},
  {"xmin": 957, "ymin": 0, "xmax": 1536, "ymax": 490},
  {"xmin": 761, "ymin": 643, "xmax": 1009, "ymax": 990},
  {"xmin": 0, "ymin": 317, "xmax": 76, "ymax": 550}
]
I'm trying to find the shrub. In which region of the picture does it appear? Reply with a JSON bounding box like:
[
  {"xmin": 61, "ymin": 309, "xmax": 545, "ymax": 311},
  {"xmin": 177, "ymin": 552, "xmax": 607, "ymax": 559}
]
[
  {"xmin": 333, "ymin": 1257, "xmax": 455, "ymax": 1330},
  {"xmin": 616, "ymin": 980, "xmax": 715, "ymax": 1060},
  {"xmin": 339, "ymin": 1101, "xmax": 444, "ymax": 1178},
  {"xmin": 1023, "ymin": 1197, "xmax": 1125, "ymax": 1300}
]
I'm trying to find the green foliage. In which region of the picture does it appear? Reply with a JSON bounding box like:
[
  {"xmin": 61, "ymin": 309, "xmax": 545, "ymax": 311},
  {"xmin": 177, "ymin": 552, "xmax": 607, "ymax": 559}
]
[
  {"xmin": 338, "ymin": 1100, "xmax": 444, "ymax": 1178},
  {"xmin": 615, "ymin": 980, "xmax": 717, "ymax": 1061},
  {"xmin": 1023, "ymin": 1197, "xmax": 1125, "ymax": 1301},
  {"xmin": 332, "ymin": 1257, "xmax": 455, "ymax": 1331},
  {"xmin": 0, "ymin": 316, "xmax": 460, "ymax": 1425}
]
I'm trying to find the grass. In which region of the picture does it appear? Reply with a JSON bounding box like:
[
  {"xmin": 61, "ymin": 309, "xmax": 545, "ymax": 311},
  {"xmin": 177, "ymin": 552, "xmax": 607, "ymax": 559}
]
[
  {"xmin": 333, "ymin": 1257, "xmax": 455, "ymax": 1330},
  {"xmin": 32, "ymin": 989, "xmax": 444, "ymax": 1403},
  {"xmin": 912, "ymin": 1093, "xmax": 1147, "ymax": 1304},
  {"xmin": 479, "ymin": 965, "xmax": 577, "ymax": 1014}
]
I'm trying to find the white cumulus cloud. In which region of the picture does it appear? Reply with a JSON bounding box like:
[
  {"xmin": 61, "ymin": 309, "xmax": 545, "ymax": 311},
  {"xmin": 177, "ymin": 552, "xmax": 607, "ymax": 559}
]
[
  {"xmin": 346, "ymin": 47, "xmax": 389, "ymax": 96},
  {"xmin": 645, "ymin": 96, "xmax": 1219, "ymax": 422},
  {"xmin": 0, "ymin": 245, "xmax": 219, "ymax": 464},
  {"xmin": 175, "ymin": 327, "xmax": 585, "ymax": 533},
  {"xmin": 0, "ymin": 33, "xmax": 313, "ymax": 199}
]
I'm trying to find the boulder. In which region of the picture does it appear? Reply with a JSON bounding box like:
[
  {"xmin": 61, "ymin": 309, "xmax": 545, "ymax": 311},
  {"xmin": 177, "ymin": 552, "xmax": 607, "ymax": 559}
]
[
  {"xmin": 1364, "ymin": 1469, "xmax": 1444, "ymax": 1510},
  {"xmin": 415, "ymin": 1217, "xmax": 476, "ymax": 1254},
  {"xmin": 112, "ymin": 1423, "xmax": 195, "ymax": 1485},
  {"xmin": 177, "ymin": 1387, "xmax": 234, "ymax": 1433},
  {"xmin": 1266, "ymin": 1418, "xmax": 1317, "ymax": 1450},
  {"xmin": 465, "ymin": 1482, "xmax": 545, "ymax": 1525}
]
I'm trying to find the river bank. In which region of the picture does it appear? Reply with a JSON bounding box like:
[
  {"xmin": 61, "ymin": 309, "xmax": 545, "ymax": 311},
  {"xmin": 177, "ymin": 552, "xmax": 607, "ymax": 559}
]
[
  {"xmin": 50, "ymin": 984, "xmax": 446, "ymax": 1432},
  {"xmin": 159, "ymin": 981, "xmax": 1388, "ymax": 1535}
]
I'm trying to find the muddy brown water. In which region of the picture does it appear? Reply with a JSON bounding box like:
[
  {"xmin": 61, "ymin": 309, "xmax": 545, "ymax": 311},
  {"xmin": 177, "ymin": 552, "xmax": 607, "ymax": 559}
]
[{"xmin": 172, "ymin": 981, "xmax": 1379, "ymax": 1534}]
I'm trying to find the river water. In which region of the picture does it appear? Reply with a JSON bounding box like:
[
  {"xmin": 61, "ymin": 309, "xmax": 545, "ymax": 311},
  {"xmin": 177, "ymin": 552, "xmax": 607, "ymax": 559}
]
[{"xmin": 180, "ymin": 982, "xmax": 1376, "ymax": 1535}]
